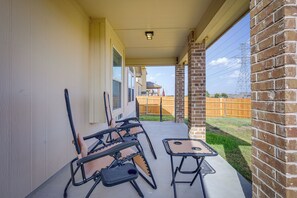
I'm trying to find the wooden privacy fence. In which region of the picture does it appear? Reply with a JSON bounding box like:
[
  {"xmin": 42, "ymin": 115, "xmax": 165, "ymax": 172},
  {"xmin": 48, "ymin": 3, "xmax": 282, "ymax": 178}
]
[
  {"xmin": 137, "ymin": 96, "xmax": 175, "ymax": 116},
  {"xmin": 137, "ymin": 96, "xmax": 251, "ymax": 118}
]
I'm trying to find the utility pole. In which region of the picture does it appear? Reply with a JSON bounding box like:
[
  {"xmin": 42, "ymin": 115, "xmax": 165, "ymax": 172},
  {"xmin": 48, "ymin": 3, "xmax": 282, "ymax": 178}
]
[{"xmin": 236, "ymin": 43, "xmax": 250, "ymax": 97}]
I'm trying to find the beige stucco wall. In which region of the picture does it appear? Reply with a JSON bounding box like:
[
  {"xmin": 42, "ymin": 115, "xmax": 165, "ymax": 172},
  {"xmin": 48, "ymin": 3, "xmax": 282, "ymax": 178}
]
[
  {"xmin": 89, "ymin": 18, "xmax": 135, "ymax": 122},
  {"xmin": 123, "ymin": 68, "xmax": 136, "ymax": 118},
  {"xmin": 141, "ymin": 67, "xmax": 147, "ymax": 92},
  {"xmin": 0, "ymin": 0, "xmax": 114, "ymax": 197}
]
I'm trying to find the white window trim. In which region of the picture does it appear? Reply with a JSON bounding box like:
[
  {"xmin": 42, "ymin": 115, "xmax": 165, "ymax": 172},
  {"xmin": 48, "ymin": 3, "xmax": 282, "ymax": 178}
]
[
  {"xmin": 127, "ymin": 68, "xmax": 135, "ymax": 103},
  {"xmin": 112, "ymin": 46, "xmax": 123, "ymax": 112}
]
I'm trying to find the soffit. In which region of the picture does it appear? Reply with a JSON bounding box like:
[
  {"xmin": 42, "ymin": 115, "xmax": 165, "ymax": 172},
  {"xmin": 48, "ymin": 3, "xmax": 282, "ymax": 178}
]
[
  {"xmin": 76, "ymin": 0, "xmax": 213, "ymax": 60},
  {"xmin": 76, "ymin": 0, "xmax": 249, "ymax": 66}
]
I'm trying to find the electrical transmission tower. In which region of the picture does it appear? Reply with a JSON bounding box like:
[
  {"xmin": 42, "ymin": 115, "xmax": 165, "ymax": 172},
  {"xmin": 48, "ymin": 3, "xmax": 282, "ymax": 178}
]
[{"xmin": 236, "ymin": 43, "xmax": 250, "ymax": 97}]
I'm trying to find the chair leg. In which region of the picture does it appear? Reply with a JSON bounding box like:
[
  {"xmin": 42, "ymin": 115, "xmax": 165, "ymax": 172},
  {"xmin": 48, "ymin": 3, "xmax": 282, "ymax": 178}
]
[
  {"xmin": 64, "ymin": 164, "xmax": 81, "ymax": 198},
  {"xmin": 85, "ymin": 178, "xmax": 101, "ymax": 198},
  {"xmin": 139, "ymin": 172, "xmax": 157, "ymax": 189},
  {"xmin": 142, "ymin": 127, "xmax": 157, "ymax": 159},
  {"xmin": 63, "ymin": 178, "xmax": 72, "ymax": 198},
  {"xmin": 130, "ymin": 180, "xmax": 144, "ymax": 197}
]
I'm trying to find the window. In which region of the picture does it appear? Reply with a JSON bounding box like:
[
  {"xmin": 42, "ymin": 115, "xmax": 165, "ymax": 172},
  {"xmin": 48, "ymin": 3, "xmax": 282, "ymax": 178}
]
[
  {"xmin": 113, "ymin": 48, "xmax": 122, "ymax": 110},
  {"xmin": 128, "ymin": 67, "xmax": 135, "ymax": 102}
]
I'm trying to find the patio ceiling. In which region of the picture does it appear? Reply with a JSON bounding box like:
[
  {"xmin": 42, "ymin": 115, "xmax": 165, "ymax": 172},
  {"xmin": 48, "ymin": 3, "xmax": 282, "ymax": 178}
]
[{"xmin": 76, "ymin": 0, "xmax": 249, "ymax": 65}]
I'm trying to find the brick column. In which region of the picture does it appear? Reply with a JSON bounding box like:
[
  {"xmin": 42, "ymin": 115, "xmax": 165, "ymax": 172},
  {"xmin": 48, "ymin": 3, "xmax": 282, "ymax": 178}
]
[
  {"xmin": 187, "ymin": 31, "xmax": 206, "ymax": 140},
  {"xmin": 251, "ymin": 1, "xmax": 297, "ymax": 197},
  {"xmin": 175, "ymin": 63, "xmax": 185, "ymax": 123}
]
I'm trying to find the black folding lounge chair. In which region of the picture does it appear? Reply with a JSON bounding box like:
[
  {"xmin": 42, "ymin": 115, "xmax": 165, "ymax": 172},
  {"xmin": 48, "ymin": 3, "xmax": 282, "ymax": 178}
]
[
  {"xmin": 63, "ymin": 89, "xmax": 145, "ymax": 198},
  {"xmin": 103, "ymin": 91, "xmax": 157, "ymax": 189},
  {"xmin": 103, "ymin": 91, "xmax": 157, "ymax": 159}
]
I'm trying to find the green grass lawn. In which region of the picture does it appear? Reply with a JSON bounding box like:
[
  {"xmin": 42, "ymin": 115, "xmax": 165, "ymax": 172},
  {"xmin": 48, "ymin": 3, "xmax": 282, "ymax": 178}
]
[
  {"xmin": 139, "ymin": 115, "xmax": 175, "ymax": 121},
  {"xmin": 206, "ymin": 117, "xmax": 252, "ymax": 182},
  {"xmin": 141, "ymin": 115, "xmax": 252, "ymax": 182}
]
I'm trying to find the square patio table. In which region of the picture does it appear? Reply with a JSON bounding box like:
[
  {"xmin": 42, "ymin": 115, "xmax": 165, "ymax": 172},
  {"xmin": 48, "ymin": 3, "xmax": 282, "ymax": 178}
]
[{"xmin": 162, "ymin": 138, "xmax": 218, "ymax": 198}]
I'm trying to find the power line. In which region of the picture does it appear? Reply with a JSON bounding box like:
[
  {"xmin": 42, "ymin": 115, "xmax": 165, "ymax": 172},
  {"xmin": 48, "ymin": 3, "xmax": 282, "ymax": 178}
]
[
  {"xmin": 206, "ymin": 20, "xmax": 250, "ymax": 57},
  {"xmin": 207, "ymin": 61, "xmax": 240, "ymax": 77},
  {"xmin": 206, "ymin": 69, "xmax": 240, "ymax": 85},
  {"xmin": 206, "ymin": 55, "xmax": 241, "ymax": 74},
  {"xmin": 207, "ymin": 36, "xmax": 250, "ymax": 62}
]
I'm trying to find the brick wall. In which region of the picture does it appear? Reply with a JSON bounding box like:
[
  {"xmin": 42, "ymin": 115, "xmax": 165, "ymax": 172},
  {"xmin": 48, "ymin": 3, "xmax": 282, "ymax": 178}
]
[
  {"xmin": 250, "ymin": 0, "xmax": 297, "ymax": 197},
  {"xmin": 175, "ymin": 64, "xmax": 185, "ymax": 123},
  {"xmin": 187, "ymin": 31, "xmax": 206, "ymax": 140}
]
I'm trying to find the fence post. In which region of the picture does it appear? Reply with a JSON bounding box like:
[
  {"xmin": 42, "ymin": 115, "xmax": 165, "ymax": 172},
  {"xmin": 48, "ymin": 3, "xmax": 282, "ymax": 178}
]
[
  {"xmin": 136, "ymin": 97, "xmax": 139, "ymax": 119},
  {"xmin": 224, "ymin": 99, "xmax": 227, "ymax": 117},
  {"xmin": 219, "ymin": 98, "xmax": 223, "ymax": 117},
  {"xmin": 146, "ymin": 95, "xmax": 148, "ymax": 115},
  {"xmin": 160, "ymin": 97, "xmax": 163, "ymax": 122}
]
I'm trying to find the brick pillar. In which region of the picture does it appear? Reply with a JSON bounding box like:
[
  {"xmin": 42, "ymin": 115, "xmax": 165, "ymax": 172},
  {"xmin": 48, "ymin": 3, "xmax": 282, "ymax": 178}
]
[
  {"xmin": 187, "ymin": 31, "xmax": 206, "ymax": 140},
  {"xmin": 175, "ymin": 63, "xmax": 185, "ymax": 123},
  {"xmin": 251, "ymin": 1, "xmax": 297, "ymax": 197}
]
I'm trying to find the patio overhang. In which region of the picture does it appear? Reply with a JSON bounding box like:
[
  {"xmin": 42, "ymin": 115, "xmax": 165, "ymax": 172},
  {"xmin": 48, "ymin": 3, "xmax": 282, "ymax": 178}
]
[
  {"xmin": 76, "ymin": 0, "xmax": 249, "ymax": 66},
  {"xmin": 3, "ymin": 0, "xmax": 297, "ymax": 197}
]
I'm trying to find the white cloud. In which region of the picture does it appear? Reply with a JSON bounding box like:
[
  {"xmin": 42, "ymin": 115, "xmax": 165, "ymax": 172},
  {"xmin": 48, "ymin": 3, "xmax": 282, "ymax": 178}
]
[
  {"xmin": 228, "ymin": 70, "xmax": 240, "ymax": 78},
  {"xmin": 147, "ymin": 76, "xmax": 155, "ymax": 81},
  {"xmin": 209, "ymin": 57, "xmax": 229, "ymax": 66},
  {"xmin": 226, "ymin": 79, "xmax": 235, "ymax": 85},
  {"xmin": 147, "ymin": 72, "xmax": 163, "ymax": 81},
  {"xmin": 209, "ymin": 57, "xmax": 241, "ymax": 68}
]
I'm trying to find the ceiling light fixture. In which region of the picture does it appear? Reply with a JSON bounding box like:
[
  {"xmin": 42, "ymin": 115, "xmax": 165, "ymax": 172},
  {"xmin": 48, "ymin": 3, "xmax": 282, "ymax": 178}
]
[{"xmin": 145, "ymin": 31, "xmax": 154, "ymax": 40}]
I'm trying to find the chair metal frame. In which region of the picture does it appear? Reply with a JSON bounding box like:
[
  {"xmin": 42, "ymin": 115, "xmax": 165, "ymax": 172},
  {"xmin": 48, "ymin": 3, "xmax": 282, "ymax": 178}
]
[
  {"xmin": 64, "ymin": 89, "xmax": 145, "ymax": 198},
  {"xmin": 103, "ymin": 91, "xmax": 157, "ymax": 159}
]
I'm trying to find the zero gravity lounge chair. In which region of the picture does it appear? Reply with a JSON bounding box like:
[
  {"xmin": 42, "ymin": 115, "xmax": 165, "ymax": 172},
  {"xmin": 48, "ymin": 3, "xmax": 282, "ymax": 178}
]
[
  {"xmin": 64, "ymin": 89, "xmax": 157, "ymax": 198},
  {"xmin": 104, "ymin": 91, "xmax": 157, "ymax": 159}
]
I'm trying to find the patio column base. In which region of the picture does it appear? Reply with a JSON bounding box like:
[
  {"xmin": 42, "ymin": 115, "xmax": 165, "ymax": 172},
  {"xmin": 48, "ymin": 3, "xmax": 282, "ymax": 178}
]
[{"xmin": 189, "ymin": 127, "xmax": 206, "ymax": 141}]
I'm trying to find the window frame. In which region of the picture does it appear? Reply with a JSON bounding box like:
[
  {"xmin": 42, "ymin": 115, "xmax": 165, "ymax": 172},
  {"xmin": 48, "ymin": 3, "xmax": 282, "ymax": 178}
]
[
  {"xmin": 127, "ymin": 67, "xmax": 135, "ymax": 103},
  {"xmin": 112, "ymin": 47, "xmax": 123, "ymax": 110}
]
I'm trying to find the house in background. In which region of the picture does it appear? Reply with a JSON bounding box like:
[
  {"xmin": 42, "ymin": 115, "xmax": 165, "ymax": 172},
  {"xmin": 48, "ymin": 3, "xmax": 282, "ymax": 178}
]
[
  {"xmin": 146, "ymin": 81, "xmax": 162, "ymax": 96},
  {"xmin": 134, "ymin": 66, "xmax": 163, "ymax": 96},
  {"xmin": 135, "ymin": 66, "xmax": 147, "ymax": 96}
]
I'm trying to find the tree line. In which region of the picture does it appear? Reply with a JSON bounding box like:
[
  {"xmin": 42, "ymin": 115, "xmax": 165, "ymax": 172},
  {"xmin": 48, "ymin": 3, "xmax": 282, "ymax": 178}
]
[{"xmin": 206, "ymin": 91, "xmax": 228, "ymax": 98}]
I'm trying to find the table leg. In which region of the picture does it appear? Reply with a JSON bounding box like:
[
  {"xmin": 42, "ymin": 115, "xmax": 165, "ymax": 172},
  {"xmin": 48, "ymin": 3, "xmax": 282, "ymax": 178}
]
[
  {"xmin": 170, "ymin": 155, "xmax": 177, "ymax": 198},
  {"xmin": 171, "ymin": 167, "xmax": 178, "ymax": 186},
  {"xmin": 200, "ymin": 170, "xmax": 206, "ymax": 198},
  {"xmin": 190, "ymin": 157, "xmax": 204, "ymax": 186},
  {"xmin": 189, "ymin": 157, "xmax": 206, "ymax": 198},
  {"xmin": 171, "ymin": 156, "xmax": 186, "ymax": 186}
]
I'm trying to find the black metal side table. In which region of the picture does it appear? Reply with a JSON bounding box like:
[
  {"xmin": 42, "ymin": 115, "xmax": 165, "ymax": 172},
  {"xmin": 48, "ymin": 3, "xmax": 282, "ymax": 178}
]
[{"xmin": 162, "ymin": 138, "xmax": 218, "ymax": 198}]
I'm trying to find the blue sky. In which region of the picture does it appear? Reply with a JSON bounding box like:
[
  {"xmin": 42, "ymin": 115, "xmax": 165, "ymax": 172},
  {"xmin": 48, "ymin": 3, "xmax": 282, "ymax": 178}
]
[
  {"xmin": 146, "ymin": 14, "xmax": 250, "ymax": 96},
  {"xmin": 146, "ymin": 66, "xmax": 176, "ymax": 96}
]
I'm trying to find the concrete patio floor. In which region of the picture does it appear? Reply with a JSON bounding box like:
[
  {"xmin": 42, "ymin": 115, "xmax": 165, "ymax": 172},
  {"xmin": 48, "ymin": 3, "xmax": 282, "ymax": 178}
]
[{"xmin": 27, "ymin": 121, "xmax": 252, "ymax": 198}]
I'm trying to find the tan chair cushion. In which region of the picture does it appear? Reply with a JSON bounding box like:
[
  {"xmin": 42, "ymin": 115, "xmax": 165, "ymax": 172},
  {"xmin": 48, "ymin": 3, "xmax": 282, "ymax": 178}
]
[
  {"xmin": 130, "ymin": 126, "xmax": 143, "ymax": 135},
  {"xmin": 77, "ymin": 133, "xmax": 88, "ymax": 158},
  {"xmin": 77, "ymin": 138, "xmax": 137, "ymax": 177},
  {"xmin": 109, "ymin": 119, "xmax": 143, "ymax": 139}
]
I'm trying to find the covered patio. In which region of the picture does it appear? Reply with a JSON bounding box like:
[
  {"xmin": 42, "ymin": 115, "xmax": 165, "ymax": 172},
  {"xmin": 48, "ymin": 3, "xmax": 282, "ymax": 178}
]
[
  {"xmin": 28, "ymin": 121, "xmax": 252, "ymax": 198},
  {"xmin": 1, "ymin": 0, "xmax": 297, "ymax": 197}
]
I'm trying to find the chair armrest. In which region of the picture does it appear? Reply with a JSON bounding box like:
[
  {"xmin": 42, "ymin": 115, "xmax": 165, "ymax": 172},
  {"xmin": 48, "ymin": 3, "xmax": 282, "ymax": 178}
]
[
  {"xmin": 77, "ymin": 140, "xmax": 139, "ymax": 165},
  {"xmin": 117, "ymin": 123, "xmax": 142, "ymax": 131},
  {"xmin": 83, "ymin": 128, "xmax": 119, "ymax": 140},
  {"xmin": 116, "ymin": 117, "xmax": 140, "ymax": 124}
]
